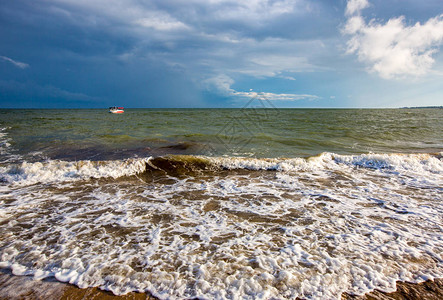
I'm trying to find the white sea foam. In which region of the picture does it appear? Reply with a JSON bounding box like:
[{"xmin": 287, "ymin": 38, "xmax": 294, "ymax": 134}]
[
  {"xmin": 0, "ymin": 157, "xmax": 151, "ymax": 185},
  {"xmin": 208, "ymin": 152, "xmax": 443, "ymax": 172},
  {"xmin": 0, "ymin": 152, "xmax": 442, "ymax": 299}
]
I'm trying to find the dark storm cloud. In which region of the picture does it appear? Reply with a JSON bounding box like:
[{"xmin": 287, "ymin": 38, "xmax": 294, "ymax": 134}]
[
  {"xmin": 0, "ymin": 0, "xmax": 207, "ymax": 107},
  {"xmin": 1, "ymin": 0, "xmax": 339, "ymax": 107}
]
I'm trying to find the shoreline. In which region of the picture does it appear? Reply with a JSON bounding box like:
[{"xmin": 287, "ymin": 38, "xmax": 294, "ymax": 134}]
[{"xmin": 1, "ymin": 269, "xmax": 442, "ymax": 300}]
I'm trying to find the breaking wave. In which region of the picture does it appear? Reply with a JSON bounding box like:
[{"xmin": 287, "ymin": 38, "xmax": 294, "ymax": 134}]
[
  {"xmin": 0, "ymin": 158, "xmax": 151, "ymax": 185},
  {"xmin": 1, "ymin": 152, "xmax": 442, "ymax": 186}
]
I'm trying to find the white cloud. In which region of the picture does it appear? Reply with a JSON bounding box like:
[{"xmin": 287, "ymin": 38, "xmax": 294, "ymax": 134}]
[
  {"xmin": 204, "ymin": 74, "xmax": 235, "ymax": 95},
  {"xmin": 208, "ymin": 0, "xmax": 299, "ymax": 21},
  {"xmin": 204, "ymin": 74, "xmax": 319, "ymax": 101},
  {"xmin": 343, "ymin": 1, "xmax": 443, "ymax": 79},
  {"xmin": 235, "ymin": 90, "xmax": 320, "ymax": 101},
  {"xmin": 345, "ymin": 0, "xmax": 369, "ymax": 16},
  {"xmin": 280, "ymin": 76, "xmax": 296, "ymax": 81},
  {"xmin": 135, "ymin": 18, "xmax": 188, "ymax": 31},
  {"xmin": 134, "ymin": 12, "xmax": 190, "ymax": 31},
  {"xmin": 0, "ymin": 56, "xmax": 29, "ymax": 69}
]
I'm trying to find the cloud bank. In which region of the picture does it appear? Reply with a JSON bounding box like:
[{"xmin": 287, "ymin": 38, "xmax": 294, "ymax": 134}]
[
  {"xmin": 205, "ymin": 74, "xmax": 319, "ymax": 101},
  {"xmin": 343, "ymin": 0, "xmax": 443, "ymax": 79},
  {"xmin": 41, "ymin": 0, "xmax": 327, "ymax": 100}
]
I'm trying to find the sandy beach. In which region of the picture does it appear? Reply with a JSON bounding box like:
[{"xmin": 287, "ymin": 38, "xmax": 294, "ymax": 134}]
[
  {"xmin": 1, "ymin": 268, "xmax": 442, "ymax": 300},
  {"xmin": 0, "ymin": 268, "xmax": 156, "ymax": 300}
]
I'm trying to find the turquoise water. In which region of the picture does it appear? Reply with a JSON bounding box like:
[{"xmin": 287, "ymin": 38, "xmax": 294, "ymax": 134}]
[{"xmin": 0, "ymin": 108, "xmax": 442, "ymax": 299}]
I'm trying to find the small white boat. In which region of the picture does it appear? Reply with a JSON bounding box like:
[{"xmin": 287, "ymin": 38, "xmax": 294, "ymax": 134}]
[{"xmin": 109, "ymin": 107, "xmax": 124, "ymax": 114}]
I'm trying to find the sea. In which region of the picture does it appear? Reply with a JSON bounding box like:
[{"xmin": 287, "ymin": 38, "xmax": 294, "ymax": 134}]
[{"xmin": 0, "ymin": 107, "xmax": 442, "ymax": 299}]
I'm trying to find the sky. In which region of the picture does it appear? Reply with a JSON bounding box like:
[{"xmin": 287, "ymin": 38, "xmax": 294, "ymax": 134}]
[{"xmin": 1, "ymin": 0, "xmax": 443, "ymax": 108}]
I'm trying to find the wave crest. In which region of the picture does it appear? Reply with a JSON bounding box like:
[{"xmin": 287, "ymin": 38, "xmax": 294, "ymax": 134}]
[
  {"xmin": 0, "ymin": 157, "xmax": 151, "ymax": 185},
  {"xmin": 1, "ymin": 152, "xmax": 442, "ymax": 186}
]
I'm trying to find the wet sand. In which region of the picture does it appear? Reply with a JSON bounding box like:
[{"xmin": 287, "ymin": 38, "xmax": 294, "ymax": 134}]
[
  {"xmin": 0, "ymin": 269, "xmax": 155, "ymax": 300},
  {"xmin": 343, "ymin": 278, "xmax": 443, "ymax": 300},
  {"xmin": 1, "ymin": 269, "xmax": 442, "ymax": 300}
]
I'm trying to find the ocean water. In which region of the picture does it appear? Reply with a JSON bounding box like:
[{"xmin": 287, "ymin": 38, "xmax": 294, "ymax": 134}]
[{"xmin": 0, "ymin": 108, "xmax": 442, "ymax": 299}]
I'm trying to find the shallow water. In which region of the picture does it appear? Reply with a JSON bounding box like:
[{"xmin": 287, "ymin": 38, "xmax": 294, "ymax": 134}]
[{"xmin": 0, "ymin": 108, "xmax": 442, "ymax": 299}]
